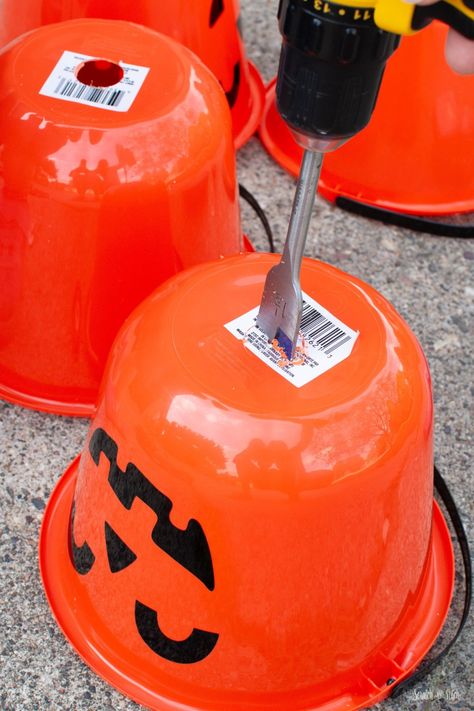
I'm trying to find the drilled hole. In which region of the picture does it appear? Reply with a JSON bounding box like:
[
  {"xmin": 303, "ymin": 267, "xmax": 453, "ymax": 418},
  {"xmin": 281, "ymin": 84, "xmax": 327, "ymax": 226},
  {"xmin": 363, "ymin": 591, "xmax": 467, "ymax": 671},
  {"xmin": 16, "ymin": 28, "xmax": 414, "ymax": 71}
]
[{"xmin": 76, "ymin": 59, "xmax": 123, "ymax": 88}]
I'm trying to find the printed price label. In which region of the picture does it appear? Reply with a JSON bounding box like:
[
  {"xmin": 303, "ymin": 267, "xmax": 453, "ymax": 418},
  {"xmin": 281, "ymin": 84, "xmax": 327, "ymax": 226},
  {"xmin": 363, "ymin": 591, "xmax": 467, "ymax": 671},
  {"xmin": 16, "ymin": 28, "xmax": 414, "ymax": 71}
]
[
  {"xmin": 39, "ymin": 50, "xmax": 149, "ymax": 112},
  {"xmin": 225, "ymin": 292, "xmax": 359, "ymax": 387}
]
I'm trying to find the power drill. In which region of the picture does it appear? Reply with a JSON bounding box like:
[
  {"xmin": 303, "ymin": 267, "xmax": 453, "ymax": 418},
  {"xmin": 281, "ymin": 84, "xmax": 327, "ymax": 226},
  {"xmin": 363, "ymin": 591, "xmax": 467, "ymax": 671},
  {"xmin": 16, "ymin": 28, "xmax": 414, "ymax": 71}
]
[
  {"xmin": 277, "ymin": 0, "xmax": 474, "ymax": 152},
  {"xmin": 257, "ymin": 0, "xmax": 474, "ymax": 358}
]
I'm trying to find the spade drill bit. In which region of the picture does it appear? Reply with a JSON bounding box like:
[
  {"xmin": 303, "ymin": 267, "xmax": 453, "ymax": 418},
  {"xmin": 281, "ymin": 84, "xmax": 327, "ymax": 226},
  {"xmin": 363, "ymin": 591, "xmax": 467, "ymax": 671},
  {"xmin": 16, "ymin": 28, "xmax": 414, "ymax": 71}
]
[{"xmin": 256, "ymin": 149, "xmax": 323, "ymax": 360}]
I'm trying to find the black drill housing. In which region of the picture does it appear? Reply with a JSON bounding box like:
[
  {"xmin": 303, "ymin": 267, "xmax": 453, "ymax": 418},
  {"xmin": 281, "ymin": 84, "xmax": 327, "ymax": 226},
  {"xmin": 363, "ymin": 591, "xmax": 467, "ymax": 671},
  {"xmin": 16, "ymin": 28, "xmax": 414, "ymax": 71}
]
[{"xmin": 276, "ymin": 0, "xmax": 400, "ymax": 144}]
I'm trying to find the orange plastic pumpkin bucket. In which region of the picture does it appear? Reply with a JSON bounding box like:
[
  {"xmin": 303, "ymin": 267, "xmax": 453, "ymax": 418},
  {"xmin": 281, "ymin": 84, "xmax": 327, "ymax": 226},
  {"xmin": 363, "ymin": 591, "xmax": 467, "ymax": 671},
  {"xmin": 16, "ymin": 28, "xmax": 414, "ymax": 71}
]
[
  {"xmin": 0, "ymin": 19, "xmax": 242, "ymax": 416},
  {"xmin": 40, "ymin": 253, "xmax": 454, "ymax": 711},
  {"xmin": 259, "ymin": 23, "xmax": 474, "ymax": 228},
  {"xmin": 0, "ymin": 0, "xmax": 265, "ymax": 148}
]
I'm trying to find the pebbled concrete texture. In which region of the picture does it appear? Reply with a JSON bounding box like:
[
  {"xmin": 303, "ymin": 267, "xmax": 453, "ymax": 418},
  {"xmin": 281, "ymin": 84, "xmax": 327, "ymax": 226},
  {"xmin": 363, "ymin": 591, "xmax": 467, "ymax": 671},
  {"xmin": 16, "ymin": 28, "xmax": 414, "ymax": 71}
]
[{"xmin": 0, "ymin": 0, "xmax": 472, "ymax": 709}]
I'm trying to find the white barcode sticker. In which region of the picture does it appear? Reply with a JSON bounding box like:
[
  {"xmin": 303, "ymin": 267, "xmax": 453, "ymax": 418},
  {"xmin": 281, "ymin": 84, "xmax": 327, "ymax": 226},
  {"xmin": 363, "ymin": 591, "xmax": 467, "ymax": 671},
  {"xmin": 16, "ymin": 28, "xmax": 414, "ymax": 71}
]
[
  {"xmin": 225, "ymin": 292, "xmax": 359, "ymax": 387},
  {"xmin": 39, "ymin": 51, "xmax": 149, "ymax": 112}
]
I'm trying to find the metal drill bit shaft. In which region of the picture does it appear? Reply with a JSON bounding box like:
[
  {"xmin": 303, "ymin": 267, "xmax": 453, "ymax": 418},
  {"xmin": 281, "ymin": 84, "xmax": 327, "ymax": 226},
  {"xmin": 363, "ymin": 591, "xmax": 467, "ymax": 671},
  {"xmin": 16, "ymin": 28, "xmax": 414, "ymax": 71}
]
[{"xmin": 256, "ymin": 149, "xmax": 323, "ymax": 360}]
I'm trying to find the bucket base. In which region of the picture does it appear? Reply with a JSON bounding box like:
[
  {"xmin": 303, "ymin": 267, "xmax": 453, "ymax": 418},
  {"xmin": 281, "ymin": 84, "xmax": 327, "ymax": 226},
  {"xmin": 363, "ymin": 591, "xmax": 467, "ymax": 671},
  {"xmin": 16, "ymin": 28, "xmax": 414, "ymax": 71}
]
[
  {"xmin": 259, "ymin": 79, "xmax": 474, "ymax": 233},
  {"xmin": 40, "ymin": 457, "xmax": 455, "ymax": 711},
  {"xmin": 0, "ymin": 242, "xmax": 255, "ymax": 418},
  {"xmin": 0, "ymin": 381, "xmax": 96, "ymax": 417}
]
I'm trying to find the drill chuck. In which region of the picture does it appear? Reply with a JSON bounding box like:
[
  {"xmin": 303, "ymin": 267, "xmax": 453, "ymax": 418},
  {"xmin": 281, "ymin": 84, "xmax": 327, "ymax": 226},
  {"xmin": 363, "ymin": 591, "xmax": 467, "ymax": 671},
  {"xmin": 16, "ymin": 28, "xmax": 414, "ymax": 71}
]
[{"xmin": 277, "ymin": 0, "xmax": 400, "ymax": 150}]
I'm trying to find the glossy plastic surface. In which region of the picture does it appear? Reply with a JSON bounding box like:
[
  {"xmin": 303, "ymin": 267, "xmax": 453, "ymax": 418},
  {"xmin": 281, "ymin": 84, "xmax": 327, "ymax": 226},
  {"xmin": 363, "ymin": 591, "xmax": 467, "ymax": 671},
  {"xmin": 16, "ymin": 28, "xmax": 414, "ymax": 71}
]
[
  {"xmin": 0, "ymin": 20, "xmax": 241, "ymax": 416},
  {"xmin": 259, "ymin": 23, "xmax": 474, "ymax": 215},
  {"xmin": 40, "ymin": 253, "xmax": 454, "ymax": 710},
  {"xmin": 0, "ymin": 0, "xmax": 265, "ymax": 148}
]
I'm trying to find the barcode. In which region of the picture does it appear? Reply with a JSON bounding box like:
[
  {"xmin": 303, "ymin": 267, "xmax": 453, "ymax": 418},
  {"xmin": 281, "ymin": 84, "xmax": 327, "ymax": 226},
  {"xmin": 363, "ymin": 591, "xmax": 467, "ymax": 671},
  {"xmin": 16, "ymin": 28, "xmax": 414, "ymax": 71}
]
[
  {"xmin": 300, "ymin": 301, "xmax": 351, "ymax": 355},
  {"xmin": 225, "ymin": 293, "xmax": 358, "ymax": 387},
  {"xmin": 54, "ymin": 77, "xmax": 125, "ymax": 107}
]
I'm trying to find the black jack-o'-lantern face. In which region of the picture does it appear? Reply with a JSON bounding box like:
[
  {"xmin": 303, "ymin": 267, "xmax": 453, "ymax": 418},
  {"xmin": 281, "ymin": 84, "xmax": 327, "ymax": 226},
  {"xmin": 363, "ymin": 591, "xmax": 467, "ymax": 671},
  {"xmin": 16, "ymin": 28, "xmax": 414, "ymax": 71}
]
[
  {"xmin": 69, "ymin": 428, "xmax": 218, "ymax": 664},
  {"xmin": 206, "ymin": 0, "xmax": 242, "ymax": 109}
]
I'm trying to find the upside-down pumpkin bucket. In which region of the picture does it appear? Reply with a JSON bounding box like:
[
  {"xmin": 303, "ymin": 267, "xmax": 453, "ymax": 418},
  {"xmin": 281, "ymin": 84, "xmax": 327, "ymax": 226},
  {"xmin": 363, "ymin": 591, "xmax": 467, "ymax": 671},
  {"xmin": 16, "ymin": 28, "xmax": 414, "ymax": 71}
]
[
  {"xmin": 0, "ymin": 19, "xmax": 242, "ymax": 416},
  {"xmin": 259, "ymin": 23, "xmax": 474, "ymax": 233},
  {"xmin": 0, "ymin": 0, "xmax": 265, "ymax": 149},
  {"xmin": 40, "ymin": 252, "xmax": 454, "ymax": 711}
]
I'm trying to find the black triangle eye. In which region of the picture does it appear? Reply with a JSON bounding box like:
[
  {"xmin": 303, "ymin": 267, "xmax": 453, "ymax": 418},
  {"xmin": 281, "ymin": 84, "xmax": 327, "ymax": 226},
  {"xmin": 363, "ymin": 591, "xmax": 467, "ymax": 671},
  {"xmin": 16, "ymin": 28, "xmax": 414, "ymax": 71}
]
[
  {"xmin": 105, "ymin": 521, "xmax": 137, "ymax": 573},
  {"xmin": 224, "ymin": 62, "xmax": 241, "ymax": 109},
  {"xmin": 69, "ymin": 501, "xmax": 95, "ymax": 575},
  {"xmin": 209, "ymin": 0, "xmax": 224, "ymax": 27}
]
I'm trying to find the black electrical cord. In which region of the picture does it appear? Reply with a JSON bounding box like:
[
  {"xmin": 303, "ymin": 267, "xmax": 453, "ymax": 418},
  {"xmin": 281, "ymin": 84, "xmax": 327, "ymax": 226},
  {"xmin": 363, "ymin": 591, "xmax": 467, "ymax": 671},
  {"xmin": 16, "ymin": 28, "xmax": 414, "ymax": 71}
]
[
  {"xmin": 390, "ymin": 465, "xmax": 472, "ymax": 698},
  {"xmin": 336, "ymin": 197, "xmax": 474, "ymax": 238},
  {"xmin": 239, "ymin": 183, "xmax": 275, "ymax": 253}
]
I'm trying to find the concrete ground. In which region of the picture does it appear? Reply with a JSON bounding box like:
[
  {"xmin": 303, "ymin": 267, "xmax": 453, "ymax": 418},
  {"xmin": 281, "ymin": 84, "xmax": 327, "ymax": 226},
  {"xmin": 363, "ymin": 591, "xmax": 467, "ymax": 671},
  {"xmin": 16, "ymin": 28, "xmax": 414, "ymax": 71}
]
[{"xmin": 0, "ymin": 0, "xmax": 472, "ymax": 709}]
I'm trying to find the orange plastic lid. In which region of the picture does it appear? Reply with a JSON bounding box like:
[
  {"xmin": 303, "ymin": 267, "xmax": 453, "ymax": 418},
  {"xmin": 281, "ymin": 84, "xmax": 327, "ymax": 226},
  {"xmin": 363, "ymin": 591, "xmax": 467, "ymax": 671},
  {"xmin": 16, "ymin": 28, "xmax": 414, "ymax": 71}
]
[
  {"xmin": 0, "ymin": 19, "xmax": 243, "ymax": 416},
  {"xmin": 259, "ymin": 23, "xmax": 474, "ymax": 216},
  {"xmin": 40, "ymin": 253, "xmax": 454, "ymax": 710},
  {"xmin": 0, "ymin": 0, "xmax": 265, "ymax": 148}
]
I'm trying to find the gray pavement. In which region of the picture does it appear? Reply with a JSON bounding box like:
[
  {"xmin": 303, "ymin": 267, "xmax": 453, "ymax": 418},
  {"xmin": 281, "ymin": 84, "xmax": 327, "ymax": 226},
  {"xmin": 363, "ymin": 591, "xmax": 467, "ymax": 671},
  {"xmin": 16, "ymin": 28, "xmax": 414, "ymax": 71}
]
[{"xmin": 0, "ymin": 0, "xmax": 472, "ymax": 709}]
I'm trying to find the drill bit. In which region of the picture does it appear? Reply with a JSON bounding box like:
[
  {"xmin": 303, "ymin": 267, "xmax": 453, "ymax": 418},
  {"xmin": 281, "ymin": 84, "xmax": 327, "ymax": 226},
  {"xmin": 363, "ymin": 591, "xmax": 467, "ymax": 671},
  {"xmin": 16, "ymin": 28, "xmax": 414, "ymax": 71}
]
[{"xmin": 256, "ymin": 149, "xmax": 323, "ymax": 360}]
